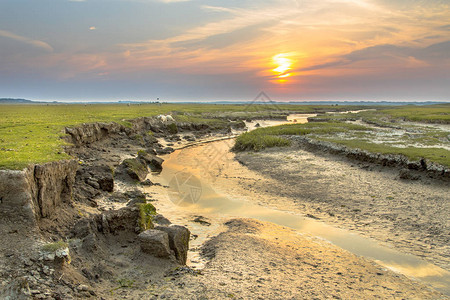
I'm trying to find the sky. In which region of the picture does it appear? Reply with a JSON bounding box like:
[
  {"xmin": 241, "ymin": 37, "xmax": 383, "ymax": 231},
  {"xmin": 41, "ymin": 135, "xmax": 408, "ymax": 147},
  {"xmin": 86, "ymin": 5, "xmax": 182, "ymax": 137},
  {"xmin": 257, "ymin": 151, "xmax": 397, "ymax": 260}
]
[{"xmin": 0, "ymin": 0, "xmax": 449, "ymax": 102}]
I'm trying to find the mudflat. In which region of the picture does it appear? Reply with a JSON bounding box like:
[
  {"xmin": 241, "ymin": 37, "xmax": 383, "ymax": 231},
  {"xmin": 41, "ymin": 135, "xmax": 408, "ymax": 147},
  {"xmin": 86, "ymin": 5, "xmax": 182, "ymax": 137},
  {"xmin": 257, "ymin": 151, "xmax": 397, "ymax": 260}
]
[{"xmin": 234, "ymin": 145, "xmax": 450, "ymax": 271}]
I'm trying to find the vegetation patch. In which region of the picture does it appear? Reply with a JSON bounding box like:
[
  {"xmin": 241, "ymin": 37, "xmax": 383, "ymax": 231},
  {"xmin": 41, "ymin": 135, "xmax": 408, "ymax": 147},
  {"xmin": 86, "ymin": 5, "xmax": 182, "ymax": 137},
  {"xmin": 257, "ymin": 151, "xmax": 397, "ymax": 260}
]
[
  {"xmin": 166, "ymin": 122, "xmax": 178, "ymax": 134},
  {"xmin": 138, "ymin": 203, "xmax": 157, "ymax": 231},
  {"xmin": 42, "ymin": 240, "xmax": 69, "ymax": 252},
  {"xmin": 233, "ymin": 132, "xmax": 291, "ymax": 151}
]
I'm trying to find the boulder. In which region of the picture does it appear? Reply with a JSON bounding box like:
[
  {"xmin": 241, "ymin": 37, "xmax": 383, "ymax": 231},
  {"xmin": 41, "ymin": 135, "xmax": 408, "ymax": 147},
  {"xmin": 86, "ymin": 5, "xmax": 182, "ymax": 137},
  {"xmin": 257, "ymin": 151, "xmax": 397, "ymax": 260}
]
[
  {"xmin": 156, "ymin": 147, "xmax": 174, "ymax": 155},
  {"xmin": 138, "ymin": 151, "xmax": 164, "ymax": 172},
  {"xmin": 95, "ymin": 206, "xmax": 139, "ymax": 234},
  {"xmin": 138, "ymin": 230, "xmax": 172, "ymax": 258},
  {"xmin": 115, "ymin": 158, "xmax": 148, "ymax": 182},
  {"xmin": 155, "ymin": 225, "xmax": 190, "ymax": 265},
  {"xmin": 140, "ymin": 179, "xmax": 154, "ymax": 186},
  {"xmin": 153, "ymin": 214, "xmax": 172, "ymax": 226}
]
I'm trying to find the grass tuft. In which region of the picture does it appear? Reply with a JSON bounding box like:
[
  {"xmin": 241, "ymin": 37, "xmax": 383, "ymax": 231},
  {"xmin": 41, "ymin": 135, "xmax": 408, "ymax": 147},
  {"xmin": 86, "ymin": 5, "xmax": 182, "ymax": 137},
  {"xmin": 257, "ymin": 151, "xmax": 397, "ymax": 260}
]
[{"xmin": 42, "ymin": 240, "xmax": 68, "ymax": 252}]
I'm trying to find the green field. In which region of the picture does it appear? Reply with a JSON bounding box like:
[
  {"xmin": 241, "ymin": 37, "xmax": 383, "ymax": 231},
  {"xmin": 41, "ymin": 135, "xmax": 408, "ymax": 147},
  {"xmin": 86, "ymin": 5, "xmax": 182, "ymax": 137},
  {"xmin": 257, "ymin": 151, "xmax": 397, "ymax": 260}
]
[{"xmin": 0, "ymin": 103, "xmax": 369, "ymax": 170}]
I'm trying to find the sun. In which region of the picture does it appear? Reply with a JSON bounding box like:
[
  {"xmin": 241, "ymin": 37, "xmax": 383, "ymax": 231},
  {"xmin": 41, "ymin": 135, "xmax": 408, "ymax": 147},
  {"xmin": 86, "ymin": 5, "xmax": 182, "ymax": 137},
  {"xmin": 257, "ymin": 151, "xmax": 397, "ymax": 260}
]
[{"xmin": 272, "ymin": 54, "xmax": 293, "ymax": 81}]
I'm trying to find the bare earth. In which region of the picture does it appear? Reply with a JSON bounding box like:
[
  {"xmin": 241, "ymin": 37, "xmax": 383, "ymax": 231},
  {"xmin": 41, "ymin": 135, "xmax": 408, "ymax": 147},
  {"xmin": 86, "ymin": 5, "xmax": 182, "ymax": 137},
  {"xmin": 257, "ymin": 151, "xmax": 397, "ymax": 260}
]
[
  {"xmin": 137, "ymin": 218, "xmax": 443, "ymax": 299},
  {"xmin": 233, "ymin": 145, "xmax": 450, "ymax": 271}
]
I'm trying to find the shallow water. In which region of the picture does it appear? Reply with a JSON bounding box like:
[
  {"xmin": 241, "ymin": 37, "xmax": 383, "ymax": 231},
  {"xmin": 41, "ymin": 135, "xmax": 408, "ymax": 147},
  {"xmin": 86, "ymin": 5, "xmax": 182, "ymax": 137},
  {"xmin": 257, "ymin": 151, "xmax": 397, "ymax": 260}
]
[{"xmin": 150, "ymin": 115, "xmax": 450, "ymax": 295}]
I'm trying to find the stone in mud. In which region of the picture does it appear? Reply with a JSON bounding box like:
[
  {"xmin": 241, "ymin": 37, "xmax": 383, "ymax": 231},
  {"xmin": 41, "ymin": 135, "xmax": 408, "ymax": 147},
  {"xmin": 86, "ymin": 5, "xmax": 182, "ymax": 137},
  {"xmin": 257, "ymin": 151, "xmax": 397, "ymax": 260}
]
[
  {"xmin": 138, "ymin": 151, "xmax": 164, "ymax": 172},
  {"xmin": 124, "ymin": 190, "xmax": 148, "ymax": 207},
  {"xmin": 155, "ymin": 225, "xmax": 190, "ymax": 265},
  {"xmin": 183, "ymin": 135, "xmax": 196, "ymax": 142},
  {"xmin": 138, "ymin": 230, "xmax": 172, "ymax": 258},
  {"xmin": 140, "ymin": 179, "xmax": 154, "ymax": 186},
  {"xmin": 156, "ymin": 147, "xmax": 174, "ymax": 155},
  {"xmin": 192, "ymin": 216, "xmax": 211, "ymax": 226}
]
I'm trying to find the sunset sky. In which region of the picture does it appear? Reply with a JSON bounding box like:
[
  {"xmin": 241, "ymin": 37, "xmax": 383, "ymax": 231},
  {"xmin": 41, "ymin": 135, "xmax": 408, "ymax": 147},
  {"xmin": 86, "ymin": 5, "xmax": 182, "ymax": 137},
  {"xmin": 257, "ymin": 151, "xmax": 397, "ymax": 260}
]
[{"xmin": 0, "ymin": 0, "xmax": 449, "ymax": 102}]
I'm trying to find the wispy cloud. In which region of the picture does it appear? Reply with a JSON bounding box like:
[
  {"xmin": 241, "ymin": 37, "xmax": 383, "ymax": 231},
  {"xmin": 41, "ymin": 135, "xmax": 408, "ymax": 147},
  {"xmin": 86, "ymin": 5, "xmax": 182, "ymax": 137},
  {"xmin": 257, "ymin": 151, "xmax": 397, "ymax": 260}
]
[{"xmin": 0, "ymin": 29, "xmax": 53, "ymax": 52}]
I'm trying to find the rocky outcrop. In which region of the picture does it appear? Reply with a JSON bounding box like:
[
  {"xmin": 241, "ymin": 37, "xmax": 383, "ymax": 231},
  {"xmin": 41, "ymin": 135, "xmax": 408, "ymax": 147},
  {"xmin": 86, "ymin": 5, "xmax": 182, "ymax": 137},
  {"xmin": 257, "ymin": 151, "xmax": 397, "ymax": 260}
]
[
  {"xmin": 65, "ymin": 122, "xmax": 127, "ymax": 146},
  {"xmin": 0, "ymin": 160, "xmax": 78, "ymax": 223},
  {"xmin": 115, "ymin": 158, "xmax": 149, "ymax": 182},
  {"xmin": 71, "ymin": 207, "xmax": 190, "ymax": 264},
  {"xmin": 138, "ymin": 151, "xmax": 164, "ymax": 172},
  {"xmin": 138, "ymin": 230, "xmax": 172, "ymax": 258},
  {"xmin": 155, "ymin": 225, "xmax": 190, "ymax": 265},
  {"xmin": 95, "ymin": 206, "xmax": 140, "ymax": 234},
  {"xmin": 75, "ymin": 165, "xmax": 114, "ymax": 193}
]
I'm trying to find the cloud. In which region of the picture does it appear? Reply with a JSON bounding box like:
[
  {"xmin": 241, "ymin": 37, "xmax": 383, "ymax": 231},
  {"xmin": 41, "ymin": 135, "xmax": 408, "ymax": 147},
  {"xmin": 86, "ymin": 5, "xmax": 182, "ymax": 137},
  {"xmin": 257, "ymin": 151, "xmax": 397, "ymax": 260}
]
[
  {"xmin": 89, "ymin": 26, "xmax": 97, "ymax": 30},
  {"xmin": 297, "ymin": 40, "xmax": 450, "ymax": 74},
  {"xmin": 0, "ymin": 29, "xmax": 53, "ymax": 52}
]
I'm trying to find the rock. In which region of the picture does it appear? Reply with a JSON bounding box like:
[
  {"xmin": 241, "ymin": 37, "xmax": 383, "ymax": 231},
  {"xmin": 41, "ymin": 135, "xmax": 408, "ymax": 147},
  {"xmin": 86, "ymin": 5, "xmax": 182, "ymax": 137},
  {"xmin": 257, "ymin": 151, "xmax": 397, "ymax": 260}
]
[
  {"xmin": 155, "ymin": 225, "xmax": 190, "ymax": 265},
  {"xmin": 254, "ymin": 123, "xmax": 261, "ymax": 128},
  {"xmin": 116, "ymin": 158, "xmax": 149, "ymax": 182},
  {"xmin": 192, "ymin": 216, "xmax": 211, "ymax": 226},
  {"xmin": 138, "ymin": 230, "xmax": 172, "ymax": 258},
  {"xmin": 95, "ymin": 206, "xmax": 140, "ymax": 234},
  {"xmin": 124, "ymin": 190, "xmax": 147, "ymax": 207},
  {"xmin": 153, "ymin": 214, "xmax": 172, "ymax": 226},
  {"xmin": 141, "ymin": 179, "xmax": 154, "ymax": 186},
  {"xmin": 138, "ymin": 151, "xmax": 164, "ymax": 172},
  {"xmin": 94, "ymin": 165, "xmax": 114, "ymax": 192},
  {"xmin": 64, "ymin": 122, "xmax": 125, "ymax": 146},
  {"xmin": 156, "ymin": 147, "xmax": 174, "ymax": 155},
  {"xmin": 183, "ymin": 135, "xmax": 196, "ymax": 142},
  {"xmin": 77, "ymin": 284, "xmax": 89, "ymax": 292},
  {"xmin": 86, "ymin": 178, "xmax": 100, "ymax": 190},
  {"xmin": 399, "ymin": 169, "xmax": 421, "ymax": 180}
]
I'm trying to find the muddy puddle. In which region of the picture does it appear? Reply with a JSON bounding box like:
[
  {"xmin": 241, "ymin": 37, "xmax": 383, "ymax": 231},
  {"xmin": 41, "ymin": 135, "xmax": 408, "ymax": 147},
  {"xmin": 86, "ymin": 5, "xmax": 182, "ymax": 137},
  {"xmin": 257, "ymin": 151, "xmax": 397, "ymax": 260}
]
[{"xmin": 146, "ymin": 114, "xmax": 449, "ymax": 295}]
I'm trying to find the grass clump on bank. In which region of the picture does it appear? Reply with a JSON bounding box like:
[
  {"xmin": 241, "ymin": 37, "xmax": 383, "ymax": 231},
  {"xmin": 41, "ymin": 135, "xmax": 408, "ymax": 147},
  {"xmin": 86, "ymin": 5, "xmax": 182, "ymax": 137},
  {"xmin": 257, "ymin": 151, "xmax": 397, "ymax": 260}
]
[
  {"xmin": 42, "ymin": 240, "xmax": 69, "ymax": 252},
  {"xmin": 233, "ymin": 132, "xmax": 291, "ymax": 151}
]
